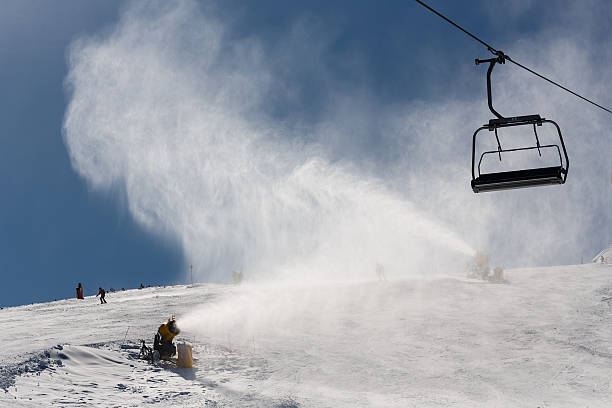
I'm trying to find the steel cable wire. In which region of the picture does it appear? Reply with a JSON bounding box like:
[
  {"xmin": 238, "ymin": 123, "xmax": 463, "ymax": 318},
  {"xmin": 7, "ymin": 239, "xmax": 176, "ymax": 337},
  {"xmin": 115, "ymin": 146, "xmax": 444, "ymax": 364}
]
[{"xmin": 414, "ymin": 0, "xmax": 612, "ymax": 115}]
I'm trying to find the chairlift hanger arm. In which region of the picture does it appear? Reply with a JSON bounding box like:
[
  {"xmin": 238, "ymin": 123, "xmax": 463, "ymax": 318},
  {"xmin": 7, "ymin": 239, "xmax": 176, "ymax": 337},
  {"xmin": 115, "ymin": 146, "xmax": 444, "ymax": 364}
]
[
  {"xmin": 475, "ymin": 54, "xmax": 506, "ymax": 120},
  {"xmin": 475, "ymin": 53, "xmax": 544, "ymax": 128}
]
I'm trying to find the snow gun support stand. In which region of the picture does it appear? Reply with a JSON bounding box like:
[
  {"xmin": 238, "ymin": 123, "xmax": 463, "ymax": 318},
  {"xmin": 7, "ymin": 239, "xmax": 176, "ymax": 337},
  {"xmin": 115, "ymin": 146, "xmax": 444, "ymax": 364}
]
[
  {"xmin": 139, "ymin": 339, "xmax": 155, "ymax": 361},
  {"xmin": 471, "ymin": 51, "xmax": 569, "ymax": 193}
]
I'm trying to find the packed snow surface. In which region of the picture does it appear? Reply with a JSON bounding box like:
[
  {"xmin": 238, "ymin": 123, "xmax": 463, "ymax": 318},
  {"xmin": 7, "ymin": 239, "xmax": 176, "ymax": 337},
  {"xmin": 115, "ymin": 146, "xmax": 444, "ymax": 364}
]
[{"xmin": 2, "ymin": 264, "xmax": 612, "ymax": 407}]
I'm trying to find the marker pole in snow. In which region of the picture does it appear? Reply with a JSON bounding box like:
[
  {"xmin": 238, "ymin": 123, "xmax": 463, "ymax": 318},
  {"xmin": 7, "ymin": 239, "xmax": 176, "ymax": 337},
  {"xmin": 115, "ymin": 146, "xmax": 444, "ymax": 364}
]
[{"xmin": 190, "ymin": 264, "xmax": 193, "ymax": 285}]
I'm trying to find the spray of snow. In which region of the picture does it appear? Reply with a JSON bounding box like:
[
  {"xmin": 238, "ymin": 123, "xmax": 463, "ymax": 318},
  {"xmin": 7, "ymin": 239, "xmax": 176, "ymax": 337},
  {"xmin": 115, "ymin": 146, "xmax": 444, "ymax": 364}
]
[{"xmin": 63, "ymin": 1, "xmax": 475, "ymax": 284}]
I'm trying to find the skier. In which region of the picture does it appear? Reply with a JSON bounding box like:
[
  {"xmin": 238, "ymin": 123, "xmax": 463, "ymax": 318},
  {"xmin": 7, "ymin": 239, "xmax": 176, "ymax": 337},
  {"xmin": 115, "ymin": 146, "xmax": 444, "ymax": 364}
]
[
  {"xmin": 375, "ymin": 263, "xmax": 387, "ymax": 281},
  {"xmin": 154, "ymin": 316, "xmax": 181, "ymax": 359},
  {"xmin": 76, "ymin": 283, "xmax": 84, "ymax": 300},
  {"xmin": 96, "ymin": 287, "xmax": 107, "ymax": 304}
]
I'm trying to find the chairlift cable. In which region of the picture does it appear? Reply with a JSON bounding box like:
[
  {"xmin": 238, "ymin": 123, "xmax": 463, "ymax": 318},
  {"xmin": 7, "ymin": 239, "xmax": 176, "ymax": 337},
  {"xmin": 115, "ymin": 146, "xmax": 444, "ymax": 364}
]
[
  {"xmin": 504, "ymin": 57, "xmax": 612, "ymax": 114},
  {"xmin": 414, "ymin": 0, "xmax": 612, "ymax": 115},
  {"xmin": 413, "ymin": 0, "xmax": 497, "ymax": 54}
]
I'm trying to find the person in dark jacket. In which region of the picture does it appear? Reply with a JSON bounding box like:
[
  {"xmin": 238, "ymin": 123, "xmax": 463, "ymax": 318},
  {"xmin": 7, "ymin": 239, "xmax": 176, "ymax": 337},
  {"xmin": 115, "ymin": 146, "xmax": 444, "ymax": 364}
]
[{"xmin": 96, "ymin": 287, "xmax": 107, "ymax": 304}]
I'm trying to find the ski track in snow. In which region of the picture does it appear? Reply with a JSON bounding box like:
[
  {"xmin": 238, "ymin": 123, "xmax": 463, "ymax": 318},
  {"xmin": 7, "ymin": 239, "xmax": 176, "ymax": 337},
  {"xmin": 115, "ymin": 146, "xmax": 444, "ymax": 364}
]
[{"xmin": 1, "ymin": 264, "xmax": 612, "ymax": 407}]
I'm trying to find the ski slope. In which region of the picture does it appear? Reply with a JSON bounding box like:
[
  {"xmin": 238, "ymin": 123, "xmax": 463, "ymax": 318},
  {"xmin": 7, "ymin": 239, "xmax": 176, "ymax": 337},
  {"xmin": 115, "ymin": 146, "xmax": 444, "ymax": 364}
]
[{"xmin": 1, "ymin": 263, "xmax": 611, "ymax": 407}]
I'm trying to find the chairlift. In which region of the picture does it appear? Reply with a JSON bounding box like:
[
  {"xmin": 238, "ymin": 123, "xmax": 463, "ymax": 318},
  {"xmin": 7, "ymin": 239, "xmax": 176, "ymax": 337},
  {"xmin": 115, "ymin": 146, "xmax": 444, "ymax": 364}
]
[{"xmin": 471, "ymin": 52, "xmax": 569, "ymax": 193}]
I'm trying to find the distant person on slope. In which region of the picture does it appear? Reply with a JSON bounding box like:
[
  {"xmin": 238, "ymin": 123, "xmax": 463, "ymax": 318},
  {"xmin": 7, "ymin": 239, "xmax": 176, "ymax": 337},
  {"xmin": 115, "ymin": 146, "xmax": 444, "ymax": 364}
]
[
  {"xmin": 376, "ymin": 263, "xmax": 387, "ymax": 281},
  {"xmin": 96, "ymin": 287, "xmax": 107, "ymax": 304},
  {"xmin": 76, "ymin": 283, "xmax": 84, "ymax": 300}
]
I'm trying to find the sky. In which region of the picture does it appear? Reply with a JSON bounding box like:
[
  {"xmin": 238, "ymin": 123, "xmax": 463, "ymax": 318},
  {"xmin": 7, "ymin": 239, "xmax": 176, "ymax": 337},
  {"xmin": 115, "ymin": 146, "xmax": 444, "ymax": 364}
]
[{"xmin": 1, "ymin": 0, "xmax": 610, "ymax": 307}]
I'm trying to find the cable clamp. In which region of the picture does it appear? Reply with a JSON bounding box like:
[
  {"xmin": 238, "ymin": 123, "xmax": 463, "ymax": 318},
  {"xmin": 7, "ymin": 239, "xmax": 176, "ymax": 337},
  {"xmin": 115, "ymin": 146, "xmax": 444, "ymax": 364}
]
[{"xmin": 494, "ymin": 50, "xmax": 506, "ymax": 64}]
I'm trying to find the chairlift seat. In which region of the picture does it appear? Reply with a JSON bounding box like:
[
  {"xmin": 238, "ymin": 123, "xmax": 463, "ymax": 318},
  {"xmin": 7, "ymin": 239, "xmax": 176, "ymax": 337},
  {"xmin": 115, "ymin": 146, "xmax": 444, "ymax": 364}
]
[
  {"xmin": 471, "ymin": 118, "xmax": 569, "ymax": 193},
  {"xmin": 471, "ymin": 166, "xmax": 565, "ymax": 193}
]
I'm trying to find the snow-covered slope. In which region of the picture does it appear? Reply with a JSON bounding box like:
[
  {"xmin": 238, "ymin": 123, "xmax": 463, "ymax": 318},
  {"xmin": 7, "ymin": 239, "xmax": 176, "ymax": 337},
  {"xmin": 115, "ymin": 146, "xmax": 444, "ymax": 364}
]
[{"xmin": 2, "ymin": 264, "xmax": 611, "ymax": 407}]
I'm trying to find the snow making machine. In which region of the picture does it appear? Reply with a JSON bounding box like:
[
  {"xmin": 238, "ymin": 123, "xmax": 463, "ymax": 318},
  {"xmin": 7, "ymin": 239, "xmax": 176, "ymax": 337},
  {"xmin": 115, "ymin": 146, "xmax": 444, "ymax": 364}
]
[
  {"xmin": 154, "ymin": 315, "xmax": 181, "ymax": 359},
  {"xmin": 471, "ymin": 52, "xmax": 569, "ymax": 193},
  {"xmin": 139, "ymin": 315, "xmax": 182, "ymax": 362}
]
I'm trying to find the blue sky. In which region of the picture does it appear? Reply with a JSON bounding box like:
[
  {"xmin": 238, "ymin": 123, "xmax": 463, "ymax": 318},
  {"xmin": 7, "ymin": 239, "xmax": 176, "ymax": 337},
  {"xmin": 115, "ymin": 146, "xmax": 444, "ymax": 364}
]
[{"xmin": 1, "ymin": 0, "xmax": 610, "ymax": 307}]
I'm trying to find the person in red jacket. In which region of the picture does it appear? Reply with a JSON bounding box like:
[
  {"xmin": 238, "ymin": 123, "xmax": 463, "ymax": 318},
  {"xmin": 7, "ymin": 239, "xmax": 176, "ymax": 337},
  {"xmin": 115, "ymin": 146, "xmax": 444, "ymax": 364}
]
[
  {"xmin": 96, "ymin": 287, "xmax": 107, "ymax": 304},
  {"xmin": 76, "ymin": 283, "xmax": 84, "ymax": 299}
]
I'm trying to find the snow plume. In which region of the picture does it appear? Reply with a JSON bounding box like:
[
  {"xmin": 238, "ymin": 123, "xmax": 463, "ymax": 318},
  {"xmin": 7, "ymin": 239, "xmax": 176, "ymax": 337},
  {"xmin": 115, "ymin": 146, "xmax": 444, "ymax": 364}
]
[{"xmin": 63, "ymin": 0, "xmax": 475, "ymax": 283}]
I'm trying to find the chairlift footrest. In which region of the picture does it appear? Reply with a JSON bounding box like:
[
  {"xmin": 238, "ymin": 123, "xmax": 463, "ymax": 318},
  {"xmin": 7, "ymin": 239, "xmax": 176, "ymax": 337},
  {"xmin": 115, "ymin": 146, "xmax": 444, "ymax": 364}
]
[{"xmin": 472, "ymin": 166, "xmax": 565, "ymax": 193}]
